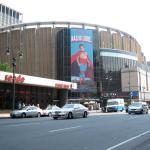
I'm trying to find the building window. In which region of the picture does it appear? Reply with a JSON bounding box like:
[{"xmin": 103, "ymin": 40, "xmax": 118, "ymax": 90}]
[
  {"xmin": 6, "ymin": 7, "xmax": 9, "ymax": 15},
  {"xmin": 13, "ymin": 11, "xmax": 16, "ymax": 18},
  {"xmin": 17, "ymin": 12, "xmax": 19, "ymax": 19},
  {"xmin": 2, "ymin": 6, "xmax": 5, "ymax": 13},
  {"xmin": 10, "ymin": 9, "xmax": 12, "ymax": 16}
]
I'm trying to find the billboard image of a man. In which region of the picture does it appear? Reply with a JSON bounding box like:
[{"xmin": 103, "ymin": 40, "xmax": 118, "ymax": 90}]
[
  {"xmin": 70, "ymin": 28, "xmax": 95, "ymax": 92},
  {"xmin": 71, "ymin": 43, "xmax": 93, "ymax": 84}
]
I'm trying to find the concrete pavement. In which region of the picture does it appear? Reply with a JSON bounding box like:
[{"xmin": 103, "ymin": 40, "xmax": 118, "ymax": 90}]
[{"xmin": 1, "ymin": 111, "xmax": 150, "ymax": 150}]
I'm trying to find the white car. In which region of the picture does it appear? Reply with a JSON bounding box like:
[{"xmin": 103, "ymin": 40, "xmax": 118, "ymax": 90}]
[
  {"xmin": 10, "ymin": 106, "xmax": 43, "ymax": 118},
  {"xmin": 42, "ymin": 105, "xmax": 60, "ymax": 117},
  {"xmin": 52, "ymin": 104, "xmax": 88, "ymax": 119}
]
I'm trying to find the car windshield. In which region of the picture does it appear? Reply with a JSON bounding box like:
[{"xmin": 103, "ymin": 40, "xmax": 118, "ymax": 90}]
[
  {"xmin": 63, "ymin": 104, "xmax": 75, "ymax": 109},
  {"xmin": 107, "ymin": 101, "xmax": 118, "ymax": 105},
  {"xmin": 21, "ymin": 106, "xmax": 30, "ymax": 110},
  {"xmin": 79, "ymin": 104, "xmax": 86, "ymax": 109},
  {"xmin": 52, "ymin": 106, "xmax": 60, "ymax": 110},
  {"xmin": 46, "ymin": 106, "xmax": 52, "ymax": 110},
  {"xmin": 130, "ymin": 103, "xmax": 142, "ymax": 107},
  {"xmin": 46, "ymin": 105, "xmax": 60, "ymax": 110}
]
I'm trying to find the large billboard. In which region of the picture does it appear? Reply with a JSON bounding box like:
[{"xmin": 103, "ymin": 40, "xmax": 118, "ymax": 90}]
[{"xmin": 71, "ymin": 28, "xmax": 95, "ymax": 92}]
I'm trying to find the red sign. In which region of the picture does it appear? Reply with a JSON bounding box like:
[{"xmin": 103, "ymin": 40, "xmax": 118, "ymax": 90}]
[
  {"xmin": 55, "ymin": 83, "xmax": 71, "ymax": 89},
  {"xmin": 5, "ymin": 75, "xmax": 25, "ymax": 83}
]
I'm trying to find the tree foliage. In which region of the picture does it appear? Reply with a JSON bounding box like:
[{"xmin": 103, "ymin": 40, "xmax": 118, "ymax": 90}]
[{"xmin": 0, "ymin": 63, "xmax": 11, "ymax": 72}]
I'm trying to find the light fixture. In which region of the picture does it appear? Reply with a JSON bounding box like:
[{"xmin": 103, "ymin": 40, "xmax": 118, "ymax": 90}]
[{"xmin": 6, "ymin": 47, "xmax": 10, "ymax": 55}]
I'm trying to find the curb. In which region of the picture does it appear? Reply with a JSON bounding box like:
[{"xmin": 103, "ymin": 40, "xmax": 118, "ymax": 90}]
[
  {"xmin": 0, "ymin": 111, "xmax": 126, "ymax": 119},
  {"xmin": 0, "ymin": 114, "xmax": 10, "ymax": 118}
]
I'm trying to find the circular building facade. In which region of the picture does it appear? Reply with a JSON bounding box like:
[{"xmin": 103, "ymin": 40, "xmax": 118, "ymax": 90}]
[{"xmin": 0, "ymin": 21, "xmax": 145, "ymax": 109}]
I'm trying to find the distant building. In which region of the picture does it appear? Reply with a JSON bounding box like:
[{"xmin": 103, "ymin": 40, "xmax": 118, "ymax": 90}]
[
  {"xmin": 147, "ymin": 61, "xmax": 150, "ymax": 67},
  {"xmin": 121, "ymin": 66, "xmax": 150, "ymax": 103},
  {"xmin": 0, "ymin": 3, "xmax": 23, "ymax": 27}
]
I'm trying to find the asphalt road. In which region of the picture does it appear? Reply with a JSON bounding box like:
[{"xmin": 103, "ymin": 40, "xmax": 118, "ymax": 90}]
[{"xmin": 1, "ymin": 113, "xmax": 150, "ymax": 150}]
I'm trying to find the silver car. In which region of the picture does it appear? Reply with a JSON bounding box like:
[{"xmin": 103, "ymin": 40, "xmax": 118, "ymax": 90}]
[
  {"xmin": 52, "ymin": 104, "xmax": 88, "ymax": 119},
  {"xmin": 10, "ymin": 106, "xmax": 43, "ymax": 118},
  {"xmin": 128, "ymin": 102, "xmax": 149, "ymax": 114},
  {"xmin": 42, "ymin": 105, "xmax": 60, "ymax": 117}
]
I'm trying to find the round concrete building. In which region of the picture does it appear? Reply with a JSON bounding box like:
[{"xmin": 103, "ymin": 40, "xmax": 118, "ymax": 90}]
[{"xmin": 0, "ymin": 21, "xmax": 145, "ymax": 109}]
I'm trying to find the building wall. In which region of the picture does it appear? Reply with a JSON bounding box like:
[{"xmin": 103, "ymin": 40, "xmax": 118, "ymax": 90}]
[
  {"xmin": 100, "ymin": 31, "xmax": 112, "ymax": 48},
  {"xmin": 121, "ymin": 67, "xmax": 150, "ymax": 101},
  {"xmin": 0, "ymin": 22, "xmax": 145, "ymax": 67},
  {"xmin": 99, "ymin": 49, "xmax": 137, "ymax": 94},
  {"xmin": 122, "ymin": 36, "xmax": 130, "ymax": 51},
  {"xmin": 99, "ymin": 30, "xmax": 145, "ymax": 63},
  {"xmin": 121, "ymin": 68, "xmax": 139, "ymax": 92},
  {"xmin": 0, "ymin": 22, "xmax": 146, "ymax": 97},
  {"xmin": 147, "ymin": 72, "xmax": 150, "ymax": 91},
  {"xmin": 130, "ymin": 38, "xmax": 137, "ymax": 53},
  {"xmin": 0, "ymin": 27, "xmax": 57, "ymax": 79},
  {"xmin": 112, "ymin": 33, "xmax": 122, "ymax": 49}
]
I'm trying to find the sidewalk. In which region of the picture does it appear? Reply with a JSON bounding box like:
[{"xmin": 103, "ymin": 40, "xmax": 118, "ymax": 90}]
[
  {"xmin": 0, "ymin": 110, "xmax": 11, "ymax": 118},
  {"xmin": 0, "ymin": 110, "xmax": 104, "ymax": 118},
  {"xmin": 0, "ymin": 110, "xmax": 126, "ymax": 118}
]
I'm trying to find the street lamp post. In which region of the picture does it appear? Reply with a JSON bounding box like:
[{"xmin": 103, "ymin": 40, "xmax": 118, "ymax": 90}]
[
  {"xmin": 6, "ymin": 49, "xmax": 23, "ymax": 110},
  {"xmin": 12, "ymin": 57, "xmax": 16, "ymax": 110}
]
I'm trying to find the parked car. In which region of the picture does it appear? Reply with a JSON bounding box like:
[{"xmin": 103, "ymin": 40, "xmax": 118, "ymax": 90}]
[
  {"xmin": 52, "ymin": 104, "xmax": 88, "ymax": 119},
  {"xmin": 128, "ymin": 102, "xmax": 149, "ymax": 114},
  {"xmin": 10, "ymin": 106, "xmax": 43, "ymax": 118},
  {"xmin": 42, "ymin": 105, "xmax": 60, "ymax": 117}
]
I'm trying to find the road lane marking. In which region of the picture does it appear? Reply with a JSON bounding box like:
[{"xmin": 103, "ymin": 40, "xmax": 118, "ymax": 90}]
[
  {"xmin": 127, "ymin": 116, "xmax": 138, "ymax": 120},
  {"xmin": 6, "ymin": 122, "xmax": 40, "ymax": 127},
  {"xmin": 48, "ymin": 126, "xmax": 81, "ymax": 133},
  {"xmin": 106, "ymin": 129, "xmax": 150, "ymax": 150}
]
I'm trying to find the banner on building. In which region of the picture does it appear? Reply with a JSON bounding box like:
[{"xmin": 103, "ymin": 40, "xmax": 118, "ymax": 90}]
[{"xmin": 70, "ymin": 28, "xmax": 95, "ymax": 92}]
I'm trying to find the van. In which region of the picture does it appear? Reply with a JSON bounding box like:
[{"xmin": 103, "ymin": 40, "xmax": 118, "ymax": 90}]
[{"xmin": 106, "ymin": 98, "xmax": 125, "ymax": 112}]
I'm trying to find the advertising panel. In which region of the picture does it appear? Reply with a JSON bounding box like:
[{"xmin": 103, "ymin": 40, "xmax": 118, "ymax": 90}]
[{"xmin": 71, "ymin": 28, "xmax": 95, "ymax": 92}]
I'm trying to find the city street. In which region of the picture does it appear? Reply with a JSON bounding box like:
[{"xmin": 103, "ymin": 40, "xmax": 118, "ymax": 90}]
[{"xmin": 1, "ymin": 113, "xmax": 150, "ymax": 150}]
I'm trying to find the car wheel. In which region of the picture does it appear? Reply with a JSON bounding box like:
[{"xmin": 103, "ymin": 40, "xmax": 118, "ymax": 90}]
[
  {"xmin": 22, "ymin": 113, "xmax": 26, "ymax": 118},
  {"xmin": 141, "ymin": 110, "xmax": 144, "ymax": 114},
  {"xmin": 48, "ymin": 112, "xmax": 52, "ymax": 117},
  {"xmin": 128, "ymin": 112, "xmax": 131, "ymax": 114},
  {"xmin": 37, "ymin": 112, "xmax": 41, "ymax": 118},
  {"xmin": 83, "ymin": 111, "xmax": 87, "ymax": 118},
  {"xmin": 53, "ymin": 117, "xmax": 58, "ymax": 120},
  {"xmin": 11, "ymin": 115, "xmax": 15, "ymax": 118},
  {"xmin": 120, "ymin": 109, "xmax": 123, "ymax": 112},
  {"xmin": 68, "ymin": 112, "xmax": 73, "ymax": 119}
]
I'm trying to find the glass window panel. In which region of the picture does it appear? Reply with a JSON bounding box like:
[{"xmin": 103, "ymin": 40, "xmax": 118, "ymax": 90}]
[{"xmin": 2, "ymin": 6, "xmax": 5, "ymax": 13}]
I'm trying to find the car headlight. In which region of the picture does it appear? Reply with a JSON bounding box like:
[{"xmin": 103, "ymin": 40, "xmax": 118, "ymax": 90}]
[
  {"xmin": 13, "ymin": 111, "xmax": 20, "ymax": 115},
  {"xmin": 61, "ymin": 111, "xmax": 68, "ymax": 114}
]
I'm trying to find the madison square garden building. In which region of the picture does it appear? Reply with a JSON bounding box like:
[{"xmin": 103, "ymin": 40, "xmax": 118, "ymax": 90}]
[{"xmin": 0, "ymin": 22, "xmax": 145, "ymax": 109}]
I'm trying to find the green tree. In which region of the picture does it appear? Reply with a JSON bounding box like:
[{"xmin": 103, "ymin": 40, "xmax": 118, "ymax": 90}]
[{"xmin": 0, "ymin": 63, "xmax": 11, "ymax": 72}]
